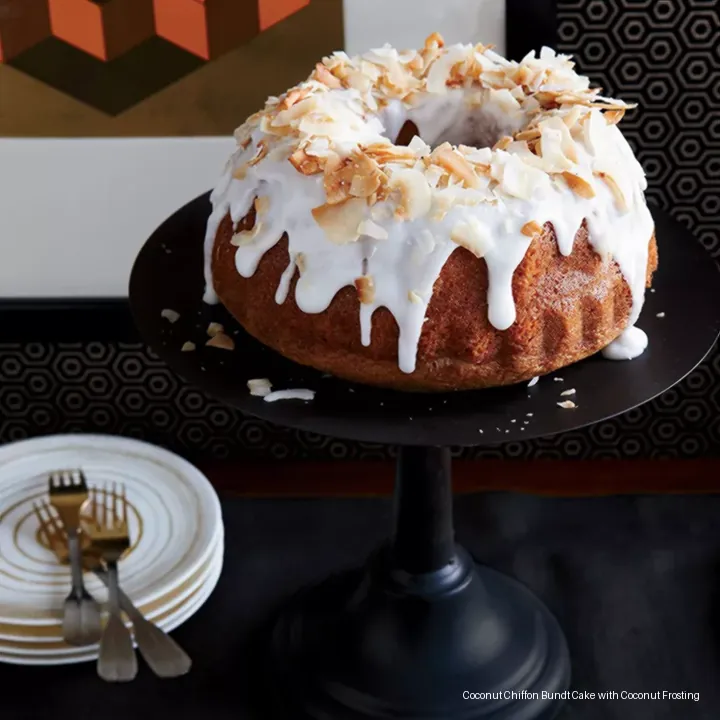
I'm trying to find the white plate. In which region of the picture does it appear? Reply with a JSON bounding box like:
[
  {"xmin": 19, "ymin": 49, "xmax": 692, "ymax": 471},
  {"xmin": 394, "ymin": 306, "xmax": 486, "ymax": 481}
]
[
  {"xmin": 0, "ymin": 544, "xmax": 224, "ymax": 665},
  {"xmin": 0, "ymin": 435, "xmax": 222, "ymax": 625},
  {"xmin": 0, "ymin": 536, "xmax": 224, "ymax": 643}
]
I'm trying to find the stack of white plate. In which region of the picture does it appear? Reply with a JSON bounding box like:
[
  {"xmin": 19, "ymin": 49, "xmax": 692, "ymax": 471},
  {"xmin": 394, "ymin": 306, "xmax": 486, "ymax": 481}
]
[{"xmin": 0, "ymin": 434, "xmax": 223, "ymax": 665}]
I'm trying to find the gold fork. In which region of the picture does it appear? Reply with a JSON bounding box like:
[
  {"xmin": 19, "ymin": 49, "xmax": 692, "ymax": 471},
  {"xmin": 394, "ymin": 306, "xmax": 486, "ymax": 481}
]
[
  {"xmin": 36, "ymin": 496, "xmax": 192, "ymax": 679},
  {"xmin": 48, "ymin": 470, "xmax": 102, "ymax": 646},
  {"xmin": 88, "ymin": 485, "xmax": 138, "ymax": 682}
]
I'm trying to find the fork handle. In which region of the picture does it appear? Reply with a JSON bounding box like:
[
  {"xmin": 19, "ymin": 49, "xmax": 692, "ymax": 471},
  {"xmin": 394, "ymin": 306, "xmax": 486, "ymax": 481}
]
[
  {"xmin": 97, "ymin": 562, "xmax": 138, "ymax": 682},
  {"xmin": 106, "ymin": 561, "xmax": 122, "ymax": 617},
  {"xmin": 67, "ymin": 530, "xmax": 86, "ymax": 597},
  {"xmin": 92, "ymin": 568, "xmax": 192, "ymax": 678}
]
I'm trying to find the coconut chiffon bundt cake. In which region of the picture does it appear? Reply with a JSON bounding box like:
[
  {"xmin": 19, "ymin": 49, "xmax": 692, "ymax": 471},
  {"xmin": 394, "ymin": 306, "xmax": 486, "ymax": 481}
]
[{"xmin": 204, "ymin": 34, "xmax": 657, "ymax": 391}]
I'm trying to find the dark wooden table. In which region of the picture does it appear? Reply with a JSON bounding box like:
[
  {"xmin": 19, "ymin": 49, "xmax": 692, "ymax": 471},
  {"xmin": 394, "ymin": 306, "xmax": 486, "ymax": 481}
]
[{"xmin": 2, "ymin": 490, "xmax": 719, "ymax": 720}]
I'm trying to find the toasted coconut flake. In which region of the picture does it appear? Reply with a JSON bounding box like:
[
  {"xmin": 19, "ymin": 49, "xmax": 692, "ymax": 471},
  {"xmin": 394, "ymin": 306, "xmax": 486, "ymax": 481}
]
[
  {"xmin": 557, "ymin": 400, "xmax": 577, "ymax": 409},
  {"xmin": 314, "ymin": 62, "xmax": 342, "ymax": 88},
  {"xmin": 207, "ymin": 322, "xmax": 225, "ymax": 337},
  {"xmin": 181, "ymin": 341, "xmax": 196, "ymax": 352},
  {"xmin": 280, "ymin": 87, "xmax": 311, "ymax": 109},
  {"xmin": 349, "ymin": 173, "xmax": 379, "ymax": 198},
  {"xmin": 289, "ymin": 148, "xmax": 324, "ymax": 175},
  {"xmin": 161, "ymin": 308, "xmax": 180, "ymax": 323},
  {"xmin": 354, "ymin": 275, "xmax": 376, "ymax": 304},
  {"xmin": 595, "ymin": 171, "xmax": 627, "ymax": 211},
  {"xmin": 248, "ymin": 141, "xmax": 269, "ymax": 167},
  {"xmin": 515, "ymin": 127, "xmax": 541, "ymax": 142},
  {"xmin": 325, "ymin": 151, "xmax": 386, "ymax": 205},
  {"xmin": 424, "ymin": 32, "xmax": 445, "ymax": 49},
  {"xmin": 562, "ymin": 106, "xmax": 586, "ymax": 128},
  {"xmin": 206, "ymin": 332, "xmax": 235, "ymax": 350},
  {"xmin": 432, "ymin": 145, "xmax": 481, "ymax": 189},
  {"xmin": 312, "ymin": 198, "xmax": 366, "ymax": 244},
  {"xmin": 389, "ymin": 168, "xmax": 432, "ymax": 219},
  {"xmin": 561, "ymin": 171, "xmax": 595, "ymax": 199},
  {"xmin": 521, "ymin": 220, "xmax": 543, "ymax": 237},
  {"xmin": 494, "ymin": 135, "xmax": 513, "ymax": 151},
  {"xmin": 604, "ymin": 109, "xmax": 626, "ymax": 125},
  {"xmin": 248, "ymin": 378, "xmax": 272, "ymax": 397},
  {"xmin": 408, "ymin": 290, "xmax": 423, "ymax": 304}
]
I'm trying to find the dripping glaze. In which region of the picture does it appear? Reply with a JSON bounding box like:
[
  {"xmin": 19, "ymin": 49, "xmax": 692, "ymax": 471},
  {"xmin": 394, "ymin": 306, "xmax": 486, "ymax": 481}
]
[{"xmin": 203, "ymin": 40, "xmax": 654, "ymax": 374}]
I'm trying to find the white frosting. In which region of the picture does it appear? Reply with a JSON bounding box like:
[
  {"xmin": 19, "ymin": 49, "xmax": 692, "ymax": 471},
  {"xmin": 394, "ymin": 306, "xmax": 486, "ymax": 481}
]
[
  {"xmin": 204, "ymin": 37, "xmax": 654, "ymax": 375},
  {"xmin": 601, "ymin": 326, "xmax": 648, "ymax": 361}
]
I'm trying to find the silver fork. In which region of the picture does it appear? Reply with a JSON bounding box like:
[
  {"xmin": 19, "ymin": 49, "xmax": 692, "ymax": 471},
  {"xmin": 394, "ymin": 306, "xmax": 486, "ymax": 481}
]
[
  {"xmin": 47, "ymin": 470, "xmax": 102, "ymax": 646},
  {"xmin": 89, "ymin": 485, "xmax": 138, "ymax": 682}
]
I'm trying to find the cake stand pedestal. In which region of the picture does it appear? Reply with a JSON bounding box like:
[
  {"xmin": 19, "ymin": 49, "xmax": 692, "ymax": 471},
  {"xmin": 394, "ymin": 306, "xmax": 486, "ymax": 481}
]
[
  {"xmin": 265, "ymin": 445, "xmax": 569, "ymax": 719},
  {"xmin": 129, "ymin": 197, "xmax": 720, "ymax": 720}
]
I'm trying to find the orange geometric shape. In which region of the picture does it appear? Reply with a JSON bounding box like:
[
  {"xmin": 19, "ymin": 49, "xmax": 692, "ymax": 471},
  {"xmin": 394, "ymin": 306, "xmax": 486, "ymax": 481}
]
[
  {"xmin": 258, "ymin": 0, "xmax": 309, "ymax": 31},
  {"xmin": 48, "ymin": 0, "xmax": 154, "ymax": 61},
  {"xmin": 0, "ymin": 0, "xmax": 52, "ymax": 63},
  {"xmin": 153, "ymin": 0, "xmax": 259, "ymax": 61}
]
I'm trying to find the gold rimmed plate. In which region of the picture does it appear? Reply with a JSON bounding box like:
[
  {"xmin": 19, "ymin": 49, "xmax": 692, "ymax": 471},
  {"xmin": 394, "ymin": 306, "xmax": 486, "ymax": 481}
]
[{"xmin": 0, "ymin": 435, "xmax": 223, "ymax": 626}]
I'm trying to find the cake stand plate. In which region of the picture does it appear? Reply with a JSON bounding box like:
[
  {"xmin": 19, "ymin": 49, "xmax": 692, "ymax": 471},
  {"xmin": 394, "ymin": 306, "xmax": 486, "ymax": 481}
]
[
  {"xmin": 129, "ymin": 195, "xmax": 720, "ymax": 720},
  {"xmin": 129, "ymin": 193, "xmax": 720, "ymax": 446}
]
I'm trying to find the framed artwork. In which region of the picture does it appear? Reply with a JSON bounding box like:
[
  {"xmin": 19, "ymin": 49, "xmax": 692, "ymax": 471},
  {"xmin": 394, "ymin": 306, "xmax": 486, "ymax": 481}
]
[{"xmin": 0, "ymin": 0, "xmax": 342, "ymax": 136}]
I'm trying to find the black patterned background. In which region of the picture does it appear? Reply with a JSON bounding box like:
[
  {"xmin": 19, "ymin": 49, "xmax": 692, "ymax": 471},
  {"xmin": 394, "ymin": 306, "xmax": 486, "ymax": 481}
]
[{"xmin": 0, "ymin": 0, "xmax": 718, "ymax": 462}]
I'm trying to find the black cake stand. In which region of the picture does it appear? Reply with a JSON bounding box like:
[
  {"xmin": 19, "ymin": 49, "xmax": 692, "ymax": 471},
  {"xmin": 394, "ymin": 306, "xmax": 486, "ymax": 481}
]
[{"xmin": 130, "ymin": 194, "xmax": 720, "ymax": 720}]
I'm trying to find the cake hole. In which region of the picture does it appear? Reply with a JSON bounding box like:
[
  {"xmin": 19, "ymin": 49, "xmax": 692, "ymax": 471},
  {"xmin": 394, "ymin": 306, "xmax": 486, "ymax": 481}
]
[{"xmin": 393, "ymin": 107, "xmax": 508, "ymax": 151}]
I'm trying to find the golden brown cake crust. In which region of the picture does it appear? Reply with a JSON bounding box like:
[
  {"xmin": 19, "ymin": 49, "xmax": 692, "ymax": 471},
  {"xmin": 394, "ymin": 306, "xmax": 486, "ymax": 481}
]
[{"xmin": 211, "ymin": 211, "xmax": 657, "ymax": 391}]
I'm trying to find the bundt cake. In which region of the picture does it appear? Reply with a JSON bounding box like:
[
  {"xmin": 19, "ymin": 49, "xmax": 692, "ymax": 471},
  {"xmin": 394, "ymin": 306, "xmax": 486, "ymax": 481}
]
[{"xmin": 204, "ymin": 34, "xmax": 657, "ymax": 392}]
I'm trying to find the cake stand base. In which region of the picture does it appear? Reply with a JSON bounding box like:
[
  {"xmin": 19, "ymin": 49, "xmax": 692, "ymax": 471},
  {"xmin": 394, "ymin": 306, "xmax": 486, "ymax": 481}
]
[
  {"xmin": 267, "ymin": 553, "xmax": 569, "ymax": 720},
  {"xmin": 263, "ymin": 447, "xmax": 570, "ymax": 720}
]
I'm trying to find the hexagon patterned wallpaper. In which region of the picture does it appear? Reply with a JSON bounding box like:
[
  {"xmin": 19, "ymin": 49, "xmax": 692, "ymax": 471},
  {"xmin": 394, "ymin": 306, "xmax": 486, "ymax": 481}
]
[
  {"xmin": 557, "ymin": 0, "xmax": 720, "ymax": 262},
  {"xmin": 0, "ymin": 340, "xmax": 716, "ymax": 462}
]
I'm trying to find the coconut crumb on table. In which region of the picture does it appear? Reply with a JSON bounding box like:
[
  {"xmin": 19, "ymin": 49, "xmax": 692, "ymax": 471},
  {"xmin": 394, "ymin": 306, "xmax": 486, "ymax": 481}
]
[
  {"xmin": 557, "ymin": 400, "xmax": 577, "ymax": 409},
  {"xmin": 161, "ymin": 309, "xmax": 180, "ymax": 323},
  {"xmin": 181, "ymin": 341, "xmax": 196, "ymax": 352},
  {"xmin": 264, "ymin": 388, "xmax": 315, "ymax": 403},
  {"xmin": 656, "ymin": 312, "xmax": 665, "ymax": 318},
  {"xmin": 248, "ymin": 378, "xmax": 272, "ymax": 397},
  {"xmin": 206, "ymin": 332, "xmax": 234, "ymax": 350},
  {"xmin": 560, "ymin": 388, "xmax": 576, "ymax": 396},
  {"xmin": 527, "ymin": 376, "xmax": 539, "ymax": 387}
]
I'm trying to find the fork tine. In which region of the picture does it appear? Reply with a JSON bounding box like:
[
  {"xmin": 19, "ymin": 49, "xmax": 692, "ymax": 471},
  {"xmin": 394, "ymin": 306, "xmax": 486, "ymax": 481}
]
[
  {"xmin": 104, "ymin": 484, "xmax": 109, "ymax": 529},
  {"xmin": 120, "ymin": 485, "xmax": 127, "ymax": 526},
  {"xmin": 33, "ymin": 502, "xmax": 50, "ymax": 545},
  {"xmin": 47, "ymin": 504, "xmax": 65, "ymax": 537},
  {"xmin": 78, "ymin": 470, "xmax": 88, "ymax": 491},
  {"xmin": 110, "ymin": 482, "xmax": 116, "ymax": 528}
]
